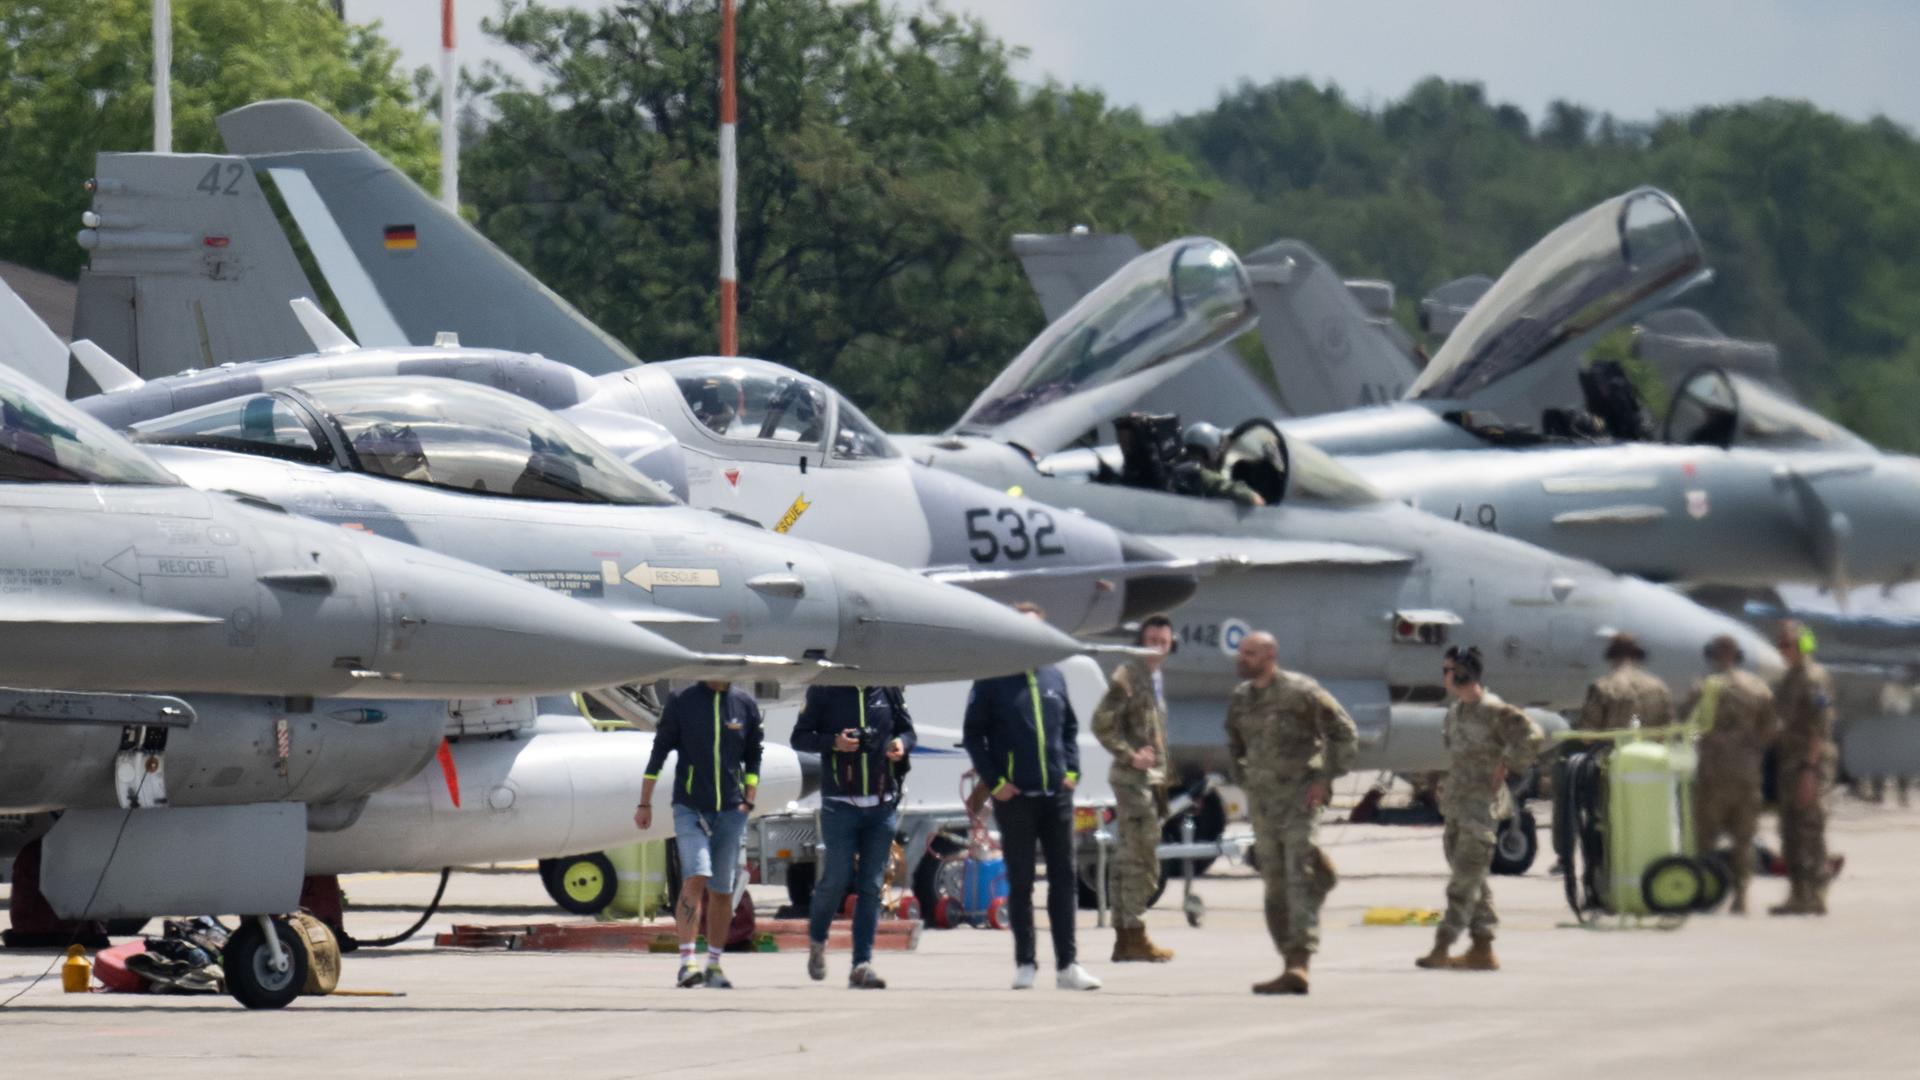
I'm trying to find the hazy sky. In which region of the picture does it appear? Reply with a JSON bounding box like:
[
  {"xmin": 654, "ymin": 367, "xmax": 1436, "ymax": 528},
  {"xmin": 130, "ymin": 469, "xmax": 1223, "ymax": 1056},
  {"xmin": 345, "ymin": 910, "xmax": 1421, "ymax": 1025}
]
[{"xmin": 350, "ymin": 0, "xmax": 1920, "ymax": 132}]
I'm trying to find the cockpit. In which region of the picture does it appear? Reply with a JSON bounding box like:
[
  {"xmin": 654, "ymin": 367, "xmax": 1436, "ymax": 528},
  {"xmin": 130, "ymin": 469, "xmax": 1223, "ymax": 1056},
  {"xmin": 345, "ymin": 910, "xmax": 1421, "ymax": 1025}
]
[
  {"xmin": 1410, "ymin": 188, "xmax": 1707, "ymax": 408},
  {"xmin": 1667, "ymin": 367, "xmax": 1869, "ymax": 452},
  {"xmin": 131, "ymin": 377, "xmax": 676, "ymax": 506},
  {"xmin": 1051, "ymin": 412, "xmax": 1383, "ymax": 509},
  {"xmin": 661, "ymin": 358, "xmax": 899, "ymax": 461},
  {"xmin": 0, "ymin": 367, "xmax": 178, "ymax": 485}
]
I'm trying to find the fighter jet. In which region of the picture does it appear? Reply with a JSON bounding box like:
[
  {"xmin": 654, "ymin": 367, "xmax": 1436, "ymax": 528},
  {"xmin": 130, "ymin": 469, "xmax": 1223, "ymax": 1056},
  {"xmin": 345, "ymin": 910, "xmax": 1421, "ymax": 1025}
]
[
  {"xmin": 899, "ymin": 236, "xmax": 1781, "ymax": 777},
  {"xmin": 1148, "ymin": 189, "xmax": 1920, "ymax": 603},
  {"xmin": 63, "ymin": 109, "xmax": 1203, "ymax": 638},
  {"xmin": 103, "ymin": 374, "xmax": 1090, "ymax": 686},
  {"xmin": 0, "ymin": 353, "xmax": 702, "ymax": 699}
]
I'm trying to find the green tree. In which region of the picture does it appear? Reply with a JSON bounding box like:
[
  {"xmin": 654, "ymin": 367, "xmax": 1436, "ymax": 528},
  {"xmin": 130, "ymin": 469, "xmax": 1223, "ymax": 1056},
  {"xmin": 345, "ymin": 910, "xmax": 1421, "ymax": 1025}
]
[
  {"xmin": 0, "ymin": 0, "xmax": 437, "ymax": 278},
  {"xmin": 464, "ymin": 0, "xmax": 1204, "ymax": 431},
  {"xmin": 1170, "ymin": 76, "xmax": 1920, "ymax": 450}
]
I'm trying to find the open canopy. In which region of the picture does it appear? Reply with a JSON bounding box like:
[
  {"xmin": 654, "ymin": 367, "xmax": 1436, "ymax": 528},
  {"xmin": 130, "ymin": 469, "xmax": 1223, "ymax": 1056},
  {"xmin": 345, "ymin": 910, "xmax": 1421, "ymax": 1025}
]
[
  {"xmin": 1411, "ymin": 188, "xmax": 1707, "ymax": 406},
  {"xmin": 133, "ymin": 377, "xmax": 675, "ymax": 506},
  {"xmin": 953, "ymin": 238, "xmax": 1256, "ymax": 456}
]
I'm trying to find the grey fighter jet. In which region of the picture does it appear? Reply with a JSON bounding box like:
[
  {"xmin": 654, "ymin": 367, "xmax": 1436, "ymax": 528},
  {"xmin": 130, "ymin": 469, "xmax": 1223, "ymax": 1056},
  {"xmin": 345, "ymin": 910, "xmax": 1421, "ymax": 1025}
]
[
  {"xmin": 0, "ymin": 356, "xmax": 697, "ymax": 699},
  {"xmin": 84, "ymin": 374, "xmax": 1090, "ymax": 686},
  {"xmin": 901, "ymin": 237, "xmax": 1781, "ymax": 781},
  {"xmin": 1155, "ymin": 189, "xmax": 1920, "ymax": 602}
]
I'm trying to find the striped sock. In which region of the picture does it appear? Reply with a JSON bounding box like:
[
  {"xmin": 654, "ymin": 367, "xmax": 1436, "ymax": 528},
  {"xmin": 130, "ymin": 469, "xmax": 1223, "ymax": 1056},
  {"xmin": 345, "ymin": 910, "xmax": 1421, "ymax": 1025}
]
[
  {"xmin": 707, "ymin": 945, "xmax": 724, "ymax": 968},
  {"xmin": 679, "ymin": 944, "xmax": 695, "ymax": 967}
]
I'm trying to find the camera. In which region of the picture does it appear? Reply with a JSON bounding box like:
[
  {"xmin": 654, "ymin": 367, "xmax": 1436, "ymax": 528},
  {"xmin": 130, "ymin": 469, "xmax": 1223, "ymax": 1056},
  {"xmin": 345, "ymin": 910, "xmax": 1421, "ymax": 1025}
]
[{"xmin": 845, "ymin": 727, "xmax": 888, "ymax": 753}]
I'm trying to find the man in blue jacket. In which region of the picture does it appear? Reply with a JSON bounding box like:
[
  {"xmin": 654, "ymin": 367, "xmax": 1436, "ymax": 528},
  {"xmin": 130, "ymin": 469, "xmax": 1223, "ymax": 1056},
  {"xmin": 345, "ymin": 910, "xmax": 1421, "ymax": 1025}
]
[
  {"xmin": 963, "ymin": 602, "xmax": 1102, "ymax": 992},
  {"xmin": 636, "ymin": 680, "xmax": 764, "ymax": 989},
  {"xmin": 792, "ymin": 685, "xmax": 915, "ymax": 989}
]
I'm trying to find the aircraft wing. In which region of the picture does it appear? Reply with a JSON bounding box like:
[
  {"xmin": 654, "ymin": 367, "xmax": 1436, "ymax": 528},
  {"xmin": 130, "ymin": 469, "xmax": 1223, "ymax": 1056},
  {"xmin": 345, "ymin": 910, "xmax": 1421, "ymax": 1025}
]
[
  {"xmin": 0, "ymin": 600, "xmax": 225, "ymax": 626},
  {"xmin": 604, "ymin": 606, "xmax": 721, "ymax": 626},
  {"xmin": 1134, "ymin": 534, "xmax": 1413, "ymax": 571},
  {"xmin": 922, "ymin": 555, "xmax": 1208, "ymax": 588}
]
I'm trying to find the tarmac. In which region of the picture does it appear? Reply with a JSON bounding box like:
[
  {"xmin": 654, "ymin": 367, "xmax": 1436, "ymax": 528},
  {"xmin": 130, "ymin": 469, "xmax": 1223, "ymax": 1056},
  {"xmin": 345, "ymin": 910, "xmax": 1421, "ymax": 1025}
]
[{"xmin": 2, "ymin": 797, "xmax": 1916, "ymax": 1079}]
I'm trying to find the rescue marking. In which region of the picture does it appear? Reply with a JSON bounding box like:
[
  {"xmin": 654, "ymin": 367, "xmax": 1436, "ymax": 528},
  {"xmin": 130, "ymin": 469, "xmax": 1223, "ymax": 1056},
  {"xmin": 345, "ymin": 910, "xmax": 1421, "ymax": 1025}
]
[
  {"xmin": 599, "ymin": 561, "xmax": 722, "ymax": 593},
  {"xmin": 104, "ymin": 548, "xmax": 228, "ymax": 585},
  {"xmin": 773, "ymin": 493, "xmax": 812, "ymax": 534}
]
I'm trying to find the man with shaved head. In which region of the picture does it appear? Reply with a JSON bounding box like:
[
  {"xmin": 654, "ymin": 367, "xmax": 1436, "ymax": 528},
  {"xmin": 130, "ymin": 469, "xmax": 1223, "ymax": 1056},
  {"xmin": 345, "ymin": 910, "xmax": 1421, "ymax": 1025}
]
[{"xmin": 1225, "ymin": 630, "xmax": 1357, "ymax": 996}]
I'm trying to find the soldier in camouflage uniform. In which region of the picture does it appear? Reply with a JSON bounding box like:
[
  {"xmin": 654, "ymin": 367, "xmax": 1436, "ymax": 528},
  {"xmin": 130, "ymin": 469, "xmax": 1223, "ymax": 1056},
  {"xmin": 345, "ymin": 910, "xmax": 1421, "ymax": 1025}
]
[
  {"xmin": 1091, "ymin": 615, "xmax": 1176, "ymax": 963},
  {"xmin": 1225, "ymin": 630, "xmax": 1357, "ymax": 996},
  {"xmin": 1682, "ymin": 634, "xmax": 1777, "ymax": 915},
  {"xmin": 1578, "ymin": 632, "xmax": 1675, "ymax": 731},
  {"xmin": 1771, "ymin": 620, "xmax": 1838, "ymax": 916},
  {"xmin": 1417, "ymin": 648, "xmax": 1544, "ymax": 972}
]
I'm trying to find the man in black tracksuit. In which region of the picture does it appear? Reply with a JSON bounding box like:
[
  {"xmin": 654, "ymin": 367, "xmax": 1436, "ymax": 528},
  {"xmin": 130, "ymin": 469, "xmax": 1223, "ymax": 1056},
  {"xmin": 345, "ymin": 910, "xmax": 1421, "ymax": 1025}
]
[
  {"xmin": 636, "ymin": 681, "xmax": 764, "ymax": 989},
  {"xmin": 963, "ymin": 615, "xmax": 1101, "ymax": 991},
  {"xmin": 791, "ymin": 685, "xmax": 915, "ymax": 989}
]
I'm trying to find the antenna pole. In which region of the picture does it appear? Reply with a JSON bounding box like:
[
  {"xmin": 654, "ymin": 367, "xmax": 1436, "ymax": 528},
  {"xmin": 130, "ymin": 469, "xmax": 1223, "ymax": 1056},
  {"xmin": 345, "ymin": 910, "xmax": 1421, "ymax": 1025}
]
[{"xmin": 718, "ymin": 0, "xmax": 738, "ymax": 356}]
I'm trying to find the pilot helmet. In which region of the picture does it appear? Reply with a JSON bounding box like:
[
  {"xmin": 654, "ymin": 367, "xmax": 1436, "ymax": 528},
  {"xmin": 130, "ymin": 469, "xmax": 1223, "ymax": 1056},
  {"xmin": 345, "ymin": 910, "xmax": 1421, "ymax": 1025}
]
[{"xmin": 1181, "ymin": 422, "xmax": 1224, "ymax": 462}]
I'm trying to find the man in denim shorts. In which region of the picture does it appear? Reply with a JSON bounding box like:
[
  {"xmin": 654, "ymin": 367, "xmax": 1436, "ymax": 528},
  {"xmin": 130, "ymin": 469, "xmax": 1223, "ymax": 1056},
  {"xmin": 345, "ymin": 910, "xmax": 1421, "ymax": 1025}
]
[{"xmin": 637, "ymin": 680, "xmax": 764, "ymax": 988}]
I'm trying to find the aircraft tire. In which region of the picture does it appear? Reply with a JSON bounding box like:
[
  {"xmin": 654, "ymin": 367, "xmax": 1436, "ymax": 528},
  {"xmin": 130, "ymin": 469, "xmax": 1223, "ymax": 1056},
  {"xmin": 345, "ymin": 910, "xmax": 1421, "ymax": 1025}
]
[
  {"xmin": 1490, "ymin": 809, "xmax": 1539, "ymax": 876},
  {"xmin": 224, "ymin": 917, "xmax": 308, "ymax": 1010}
]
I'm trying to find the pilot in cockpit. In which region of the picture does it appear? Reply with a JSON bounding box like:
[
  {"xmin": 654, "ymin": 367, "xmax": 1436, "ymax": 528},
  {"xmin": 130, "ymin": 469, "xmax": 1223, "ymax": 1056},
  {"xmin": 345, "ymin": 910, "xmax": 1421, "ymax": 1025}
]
[
  {"xmin": 352, "ymin": 421, "xmax": 433, "ymax": 483},
  {"xmin": 1171, "ymin": 422, "xmax": 1264, "ymax": 507},
  {"xmin": 688, "ymin": 380, "xmax": 737, "ymax": 436}
]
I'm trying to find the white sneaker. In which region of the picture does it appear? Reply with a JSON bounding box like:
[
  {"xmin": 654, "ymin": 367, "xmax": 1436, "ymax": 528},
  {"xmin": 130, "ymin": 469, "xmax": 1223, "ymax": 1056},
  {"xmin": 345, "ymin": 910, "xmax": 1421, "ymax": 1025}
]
[
  {"xmin": 1055, "ymin": 963, "xmax": 1102, "ymax": 991},
  {"xmin": 1011, "ymin": 963, "xmax": 1037, "ymax": 990}
]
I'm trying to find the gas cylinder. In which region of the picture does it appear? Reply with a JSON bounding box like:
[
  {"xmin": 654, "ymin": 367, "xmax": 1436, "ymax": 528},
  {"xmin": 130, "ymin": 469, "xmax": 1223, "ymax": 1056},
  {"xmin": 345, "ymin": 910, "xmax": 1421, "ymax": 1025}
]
[{"xmin": 61, "ymin": 945, "xmax": 92, "ymax": 993}]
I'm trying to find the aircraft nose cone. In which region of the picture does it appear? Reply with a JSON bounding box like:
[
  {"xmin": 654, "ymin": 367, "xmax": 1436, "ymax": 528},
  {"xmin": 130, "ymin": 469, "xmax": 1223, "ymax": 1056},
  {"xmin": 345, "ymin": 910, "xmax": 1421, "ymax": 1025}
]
[
  {"xmin": 1613, "ymin": 578, "xmax": 1784, "ymax": 690},
  {"xmin": 358, "ymin": 536, "xmax": 701, "ymax": 696},
  {"xmin": 823, "ymin": 551, "xmax": 1085, "ymax": 683},
  {"xmin": 1119, "ymin": 535, "xmax": 1199, "ymax": 623}
]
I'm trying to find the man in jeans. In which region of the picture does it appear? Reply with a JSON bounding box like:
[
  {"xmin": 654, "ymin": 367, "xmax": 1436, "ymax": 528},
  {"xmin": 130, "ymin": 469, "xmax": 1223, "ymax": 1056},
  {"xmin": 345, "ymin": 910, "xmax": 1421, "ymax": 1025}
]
[
  {"xmin": 792, "ymin": 684, "xmax": 916, "ymax": 989},
  {"xmin": 635, "ymin": 680, "xmax": 763, "ymax": 989},
  {"xmin": 963, "ymin": 602, "xmax": 1101, "ymax": 992}
]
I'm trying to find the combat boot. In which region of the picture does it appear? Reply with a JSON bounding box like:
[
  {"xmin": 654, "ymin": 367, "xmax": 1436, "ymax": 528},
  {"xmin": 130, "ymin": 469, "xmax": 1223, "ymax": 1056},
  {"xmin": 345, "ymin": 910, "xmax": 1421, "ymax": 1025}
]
[
  {"xmin": 1111, "ymin": 927, "xmax": 1158, "ymax": 963},
  {"xmin": 1769, "ymin": 882, "xmax": 1814, "ymax": 916},
  {"xmin": 1253, "ymin": 950, "xmax": 1309, "ymax": 995},
  {"xmin": 1449, "ymin": 934, "xmax": 1499, "ymax": 971},
  {"xmin": 1136, "ymin": 927, "xmax": 1174, "ymax": 963},
  {"xmin": 1414, "ymin": 932, "xmax": 1454, "ymax": 970},
  {"xmin": 1809, "ymin": 886, "xmax": 1829, "ymax": 916}
]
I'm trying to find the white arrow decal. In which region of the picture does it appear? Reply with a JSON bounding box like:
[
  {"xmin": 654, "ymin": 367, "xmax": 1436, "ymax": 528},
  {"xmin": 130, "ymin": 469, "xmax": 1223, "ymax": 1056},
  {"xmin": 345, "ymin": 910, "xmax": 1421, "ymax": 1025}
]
[{"xmin": 620, "ymin": 562, "xmax": 721, "ymax": 593}]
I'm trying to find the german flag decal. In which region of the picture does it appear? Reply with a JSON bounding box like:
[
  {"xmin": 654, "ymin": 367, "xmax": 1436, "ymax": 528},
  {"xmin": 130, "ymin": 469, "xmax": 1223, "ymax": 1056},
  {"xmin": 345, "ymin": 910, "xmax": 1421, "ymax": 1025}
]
[{"xmin": 383, "ymin": 224, "xmax": 418, "ymax": 251}]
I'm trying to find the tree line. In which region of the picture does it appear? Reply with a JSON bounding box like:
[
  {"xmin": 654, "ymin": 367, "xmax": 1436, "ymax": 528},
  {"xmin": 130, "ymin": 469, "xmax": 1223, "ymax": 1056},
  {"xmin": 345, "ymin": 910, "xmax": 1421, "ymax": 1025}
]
[{"xmin": 4, "ymin": 0, "xmax": 1918, "ymax": 445}]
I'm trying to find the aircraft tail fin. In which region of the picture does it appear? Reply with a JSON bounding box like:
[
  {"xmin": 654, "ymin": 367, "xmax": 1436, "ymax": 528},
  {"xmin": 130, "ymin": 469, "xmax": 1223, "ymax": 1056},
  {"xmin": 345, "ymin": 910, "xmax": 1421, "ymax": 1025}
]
[
  {"xmin": 0, "ymin": 276, "xmax": 72, "ymax": 394},
  {"xmin": 69, "ymin": 339, "xmax": 144, "ymax": 393},
  {"xmin": 213, "ymin": 99, "xmax": 641, "ymax": 374},
  {"xmin": 1010, "ymin": 232, "xmax": 1146, "ymax": 323},
  {"xmin": 1240, "ymin": 239, "xmax": 1420, "ymax": 416},
  {"xmin": 73, "ymin": 151, "xmax": 321, "ymax": 380}
]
